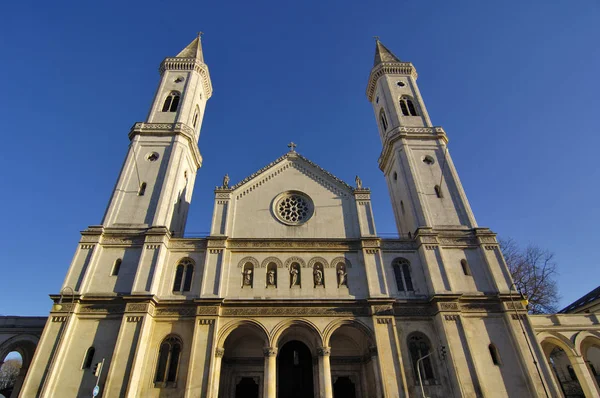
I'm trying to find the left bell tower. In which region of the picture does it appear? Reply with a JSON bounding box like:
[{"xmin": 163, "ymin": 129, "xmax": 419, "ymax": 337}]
[{"xmin": 102, "ymin": 34, "xmax": 212, "ymax": 236}]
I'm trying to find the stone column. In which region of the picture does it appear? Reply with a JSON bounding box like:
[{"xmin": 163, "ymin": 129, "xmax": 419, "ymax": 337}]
[
  {"xmin": 263, "ymin": 347, "xmax": 277, "ymax": 398},
  {"xmin": 569, "ymin": 355, "xmax": 600, "ymax": 398},
  {"xmin": 209, "ymin": 347, "xmax": 225, "ymax": 398},
  {"xmin": 368, "ymin": 346, "xmax": 384, "ymax": 398},
  {"xmin": 318, "ymin": 347, "xmax": 333, "ymax": 398}
]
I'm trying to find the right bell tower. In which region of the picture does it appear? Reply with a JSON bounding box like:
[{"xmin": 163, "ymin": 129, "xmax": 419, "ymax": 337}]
[{"xmin": 366, "ymin": 39, "xmax": 477, "ymax": 236}]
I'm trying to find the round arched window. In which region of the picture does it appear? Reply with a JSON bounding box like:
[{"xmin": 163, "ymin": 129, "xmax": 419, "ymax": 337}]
[{"xmin": 273, "ymin": 191, "xmax": 314, "ymax": 226}]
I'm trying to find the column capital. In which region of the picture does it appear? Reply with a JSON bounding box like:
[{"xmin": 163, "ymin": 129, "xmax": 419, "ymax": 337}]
[
  {"xmin": 215, "ymin": 347, "xmax": 225, "ymax": 358},
  {"xmin": 317, "ymin": 346, "xmax": 331, "ymax": 356},
  {"xmin": 263, "ymin": 347, "xmax": 278, "ymax": 357}
]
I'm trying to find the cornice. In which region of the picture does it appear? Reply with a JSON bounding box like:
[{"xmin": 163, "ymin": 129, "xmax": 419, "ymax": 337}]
[
  {"xmin": 378, "ymin": 126, "xmax": 448, "ymax": 171},
  {"xmin": 129, "ymin": 122, "xmax": 203, "ymax": 169},
  {"xmin": 159, "ymin": 57, "xmax": 213, "ymax": 99},
  {"xmin": 366, "ymin": 62, "xmax": 417, "ymax": 102}
]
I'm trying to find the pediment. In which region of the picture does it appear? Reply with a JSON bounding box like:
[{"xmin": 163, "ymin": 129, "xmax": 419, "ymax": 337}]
[{"xmin": 231, "ymin": 151, "xmax": 354, "ymax": 200}]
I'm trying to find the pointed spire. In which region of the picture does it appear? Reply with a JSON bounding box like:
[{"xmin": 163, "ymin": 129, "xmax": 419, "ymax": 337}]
[
  {"xmin": 175, "ymin": 33, "xmax": 204, "ymax": 62},
  {"xmin": 373, "ymin": 39, "xmax": 401, "ymax": 67}
]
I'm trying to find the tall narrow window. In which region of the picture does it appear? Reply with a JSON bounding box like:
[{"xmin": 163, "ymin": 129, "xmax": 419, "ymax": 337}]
[
  {"xmin": 82, "ymin": 347, "xmax": 95, "ymax": 369},
  {"xmin": 379, "ymin": 109, "xmax": 388, "ymax": 131},
  {"xmin": 154, "ymin": 335, "xmax": 182, "ymax": 386},
  {"xmin": 192, "ymin": 106, "xmax": 199, "ymax": 128},
  {"xmin": 488, "ymin": 344, "xmax": 501, "ymax": 366},
  {"xmin": 392, "ymin": 258, "xmax": 414, "ymax": 292},
  {"xmin": 173, "ymin": 258, "xmax": 194, "ymax": 293},
  {"xmin": 400, "ymin": 100, "xmax": 409, "ymax": 116},
  {"xmin": 400, "ymin": 96, "xmax": 419, "ymax": 116},
  {"xmin": 460, "ymin": 259, "xmax": 471, "ymax": 276},
  {"xmin": 434, "ymin": 185, "xmax": 443, "ymax": 198},
  {"xmin": 162, "ymin": 92, "xmax": 181, "ymax": 113},
  {"xmin": 408, "ymin": 333, "xmax": 435, "ymax": 385},
  {"xmin": 111, "ymin": 259, "xmax": 122, "ymax": 276},
  {"xmin": 138, "ymin": 182, "xmax": 147, "ymax": 196}
]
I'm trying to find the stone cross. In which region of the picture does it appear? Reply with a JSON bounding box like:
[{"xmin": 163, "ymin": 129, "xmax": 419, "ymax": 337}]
[
  {"xmin": 288, "ymin": 142, "xmax": 297, "ymax": 152},
  {"xmin": 373, "ymin": 36, "xmax": 380, "ymax": 41}
]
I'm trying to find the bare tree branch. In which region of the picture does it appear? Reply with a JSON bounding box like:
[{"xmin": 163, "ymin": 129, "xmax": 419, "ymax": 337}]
[{"xmin": 499, "ymin": 238, "xmax": 561, "ymax": 314}]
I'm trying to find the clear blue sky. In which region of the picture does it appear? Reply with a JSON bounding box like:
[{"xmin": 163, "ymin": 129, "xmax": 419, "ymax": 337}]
[{"xmin": 0, "ymin": 1, "xmax": 598, "ymax": 315}]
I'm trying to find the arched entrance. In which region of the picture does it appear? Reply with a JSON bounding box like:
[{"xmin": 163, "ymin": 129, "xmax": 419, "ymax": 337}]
[
  {"xmin": 218, "ymin": 323, "xmax": 268, "ymax": 398},
  {"xmin": 277, "ymin": 341, "xmax": 314, "ymax": 398},
  {"xmin": 0, "ymin": 334, "xmax": 39, "ymax": 398},
  {"xmin": 327, "ymin": 321, "xmax": 380, "ymax": 398}
]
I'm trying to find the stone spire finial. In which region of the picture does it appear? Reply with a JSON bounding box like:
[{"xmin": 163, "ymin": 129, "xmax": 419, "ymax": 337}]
[
  {"xmin": 176, "ymin": 34, "xmax": 205, "ymax": 62},
  {"xmin": 373, "ymin": 40, "xmax": 401, "ymax": 67}
]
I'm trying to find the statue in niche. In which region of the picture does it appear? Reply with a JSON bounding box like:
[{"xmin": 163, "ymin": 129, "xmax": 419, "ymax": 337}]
[
  {"xmin": 337, "ymin": 265, "xmax": 347, "ymax": 288},
  {"xmin": 243, "ymin": 267, "xmax": 253, "ymax": 287},
  {"xmin": 267, "ymin": 269, "xmax": 276, "ymax": 286},
  {"xmin": 290, "ymin": 265, "xmax": 299, "ymax": 287},
  {"xmin": 222, "ymin": 174, "xmax": 230, "ymax": 188},
  {"xmin": 355, "ymin": 175, "xmax": 362, "ymax": 189},
  {"xmin": 314, "ymin": 266, "xmax": 323, "ymax": 286}
]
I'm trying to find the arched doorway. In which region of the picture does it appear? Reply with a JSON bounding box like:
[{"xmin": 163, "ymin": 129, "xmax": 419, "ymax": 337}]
[
  {"xmin": 580, "ymin": 336, "xmax": 600, "ymax": 392},
  {"xmin": 327, "ymin": 322, "xmax": 379, "ymax": 398},
  {"xmin": 219, "ymin": 323, "xmax": 267, "ymax": 398},
  {"xmin": 0, "ymin": 351, "xmax": 22, "ymax": 398},
  {"xmin": 278, "ymin": 341, "xmax": 314, "ymax": 398}
]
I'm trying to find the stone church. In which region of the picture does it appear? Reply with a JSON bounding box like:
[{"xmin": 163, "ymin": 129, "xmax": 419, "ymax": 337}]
[{"xmin": 10, "ymin": 36, "xmax": 600, "ymax": 398}]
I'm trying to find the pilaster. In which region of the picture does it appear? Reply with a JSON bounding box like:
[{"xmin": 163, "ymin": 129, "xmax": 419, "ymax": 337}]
[{"xmin": 185, "ymin": 316, "xmax": 217, "ymax": 397}]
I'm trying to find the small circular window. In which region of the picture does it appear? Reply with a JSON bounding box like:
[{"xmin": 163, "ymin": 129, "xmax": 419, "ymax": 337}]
[
  {"xmin": 273, "ymin": 191, "xmax": 314, "ymax": 226},
  {"xmin": 397, "ymin": 81, "xmax": 405, "ymax": 87},
  {"xmin": 422, "ymin": 155, "xmax": 435, "ymax": 165}
]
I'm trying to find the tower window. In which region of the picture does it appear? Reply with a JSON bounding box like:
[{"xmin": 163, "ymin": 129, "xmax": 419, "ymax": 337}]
[
  {"xmin": 434, "ymin": 185, "xmax": 443, "ymax": 198},
  {"xmin": 460, "ymin": 259, "xmax": 471, "ymax": 276},
  {"xmin": 408, "ymin": 333, "xmax": 435, "ymax": 384},
  {"xmin": 155, "ymin": 335, "xmax": 182, "ymax": 386},
  {"xmin": 379, "ymin": 109, "xmax": 388, "ymax": 131},
  {"xmin": 173, "ymin": 258, "xmax": 194, "ymax": 293},
  {"xmin": 111, "ymin": 258, "xmax": 122, "ymax": 276},
  {"xmin": 138, "ymin": 182, "xmax": 147, "ymax": 196},
  {"xmin": 400, "ymin": 96, "xmax": 419, "ymax": 116},
  {"xmin": 400, "ymin": 200, "xmax": 405, "ymax": 215},
  {"xmin": 192, "ymin": 106, "xmax": 199, "ymax": 128},
  {"xmin": 393, "ymin": 171, "xmax": 398, "ymax": 181},
  {"xmin": 82, "ymin": 347, "xmax": 95, "ymax": 369},
  {"xmin": 162, "ymin": 92, "xmax": 181, "ymax": 113},
  {"xmin": 488, "ymin": 344, "xmax": 501, "ymax": 366},
  {"xmin": 392, "ymin": 258, "xmax": 414, "ymax": 292}
]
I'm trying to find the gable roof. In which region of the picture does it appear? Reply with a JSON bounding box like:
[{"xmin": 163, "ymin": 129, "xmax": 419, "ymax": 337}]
[{"xmin": 231, "ymin": 151, "xmax": 354, "ymax": 193}]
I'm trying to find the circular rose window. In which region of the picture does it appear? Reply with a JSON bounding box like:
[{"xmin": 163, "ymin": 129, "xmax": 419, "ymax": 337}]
[{"xmin": 273, "ymin": 191, "xmax": 314, "ymax": 226}]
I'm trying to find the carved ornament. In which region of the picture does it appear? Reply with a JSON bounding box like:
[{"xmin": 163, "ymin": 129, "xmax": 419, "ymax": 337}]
[
  {"xmin": 307, "ymin": 257, "xmax": 329, "ymax": 269},
  {"xmin": 198, "ymin": 319, "xmax": 215, "ymax": 325},
  {"xmin": 372, "ymin": 305, "xmax": 394, "ymax": 316},
  {"xmin": 261, "ymin": 257, "xmax": 284, "ymax": 269},
  {"xmin": 376, "ymin": 318, "xmax": 392, "ymax": 324},
  {"xmin": 215, "ymin": 348, "xmax": 225, "ymax": 358},
  {"xmin": 197, "ymin": 306, "xmax": 220, "ymax": 316},
  {"xmin": 221, "ymin": 307, "xmax": 367, "ymax": 317},
  {"xmin": 263, "ymin": 347, "xmax": 278, "ymax": 357},
  {"xmin": 237, "ymin": 256, "xmax": 260, "ymax": 268},
  {"xmin": 438, "ymin": 302, "xmax": 460, "ymax": 311},
  {"xmin": 155, "ymin": 307, "xmax": 196, "ymax": 317},
  {"xmin": 284, "ymin": 256, "xmax": 307, "ymax": 269},
  {"xmin": 127, "ymin": 316, "xmax": 142, "ymax": 322},
  {"xmin": 125, "ymin": 303, "xmax": 148, "ymax": 313},
  {"xmin": 317, "ymin": 347, "xmax": 331, "ymax": 356},
  {"xmin": 331, "ymin": 257, "xmax": 352, "ymax": 269}
]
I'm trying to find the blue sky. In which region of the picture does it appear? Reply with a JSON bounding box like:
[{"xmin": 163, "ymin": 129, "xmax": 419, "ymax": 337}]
[{"xmin": 0, "ymin": 1, "xmax": 598, "ymax": 315}]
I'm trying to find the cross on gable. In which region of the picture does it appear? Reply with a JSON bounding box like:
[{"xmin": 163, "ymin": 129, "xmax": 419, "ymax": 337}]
[{"xmin": 287, "ymin": 142, "xmax": 297, "ymax": 152}]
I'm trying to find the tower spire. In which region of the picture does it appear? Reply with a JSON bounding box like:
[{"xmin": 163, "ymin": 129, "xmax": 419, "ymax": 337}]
[
  {"xmin": 176, "ymin": 33, "xmax": 204, "ymax": 62},
  {"xmin": 373, "ymin": 39, "xmax": 401, "ymax": 67}
]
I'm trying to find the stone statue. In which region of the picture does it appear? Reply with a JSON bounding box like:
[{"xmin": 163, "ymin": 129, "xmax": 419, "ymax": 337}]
[
  {"xmin": 222, "ymin": 174, "xmax": 230, "ymax": 188},
  {"xmin": 355, "ymin": 175, "xmax": 362, "ymax": 189},
  {"xmin": 243, "ymin": 268, "xmax": 253, "ymax": 286},
  {"xmin": 290, "ymin": 265, "xmax": 299, "ymax": 287},
  {"xmin": 314, "ymin": 267, "xmax": 323, "ymax": 286},
  {"xmin": 267, "ymin": 269, "xmax": 276, "ymax": 286},
  {"xmin": 337, "ymin": 266, "xmax": 347, "ymax": 287}
]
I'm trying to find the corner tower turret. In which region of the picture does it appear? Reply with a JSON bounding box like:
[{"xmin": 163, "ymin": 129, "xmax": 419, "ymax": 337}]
[
  {"xmin": 102, "ymin": 35, "xmax": 212, "ymax": 236},
  {"xmin": 366, "ymin": 40, "xmax": 476, "ymax": 235}
]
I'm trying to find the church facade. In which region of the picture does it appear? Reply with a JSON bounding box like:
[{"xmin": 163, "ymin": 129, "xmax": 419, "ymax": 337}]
[{"xmin": 15, "ymin": 37, "xmax": 600, "ymax": 398}]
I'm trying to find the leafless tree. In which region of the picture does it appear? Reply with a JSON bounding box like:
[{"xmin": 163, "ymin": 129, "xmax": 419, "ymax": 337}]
[
  {"xmin": 0, "ymin": 358, "xmax": 21, "ymax": 393},
  {"xmin": 500, "ymin": 238, "xmax": 560, "ymax": 314}
]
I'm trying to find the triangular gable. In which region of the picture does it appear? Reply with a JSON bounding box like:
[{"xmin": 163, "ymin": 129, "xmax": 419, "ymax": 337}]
[{"xmin": 231, "ymin": 152, "xmax": 354, "ymax": 198}]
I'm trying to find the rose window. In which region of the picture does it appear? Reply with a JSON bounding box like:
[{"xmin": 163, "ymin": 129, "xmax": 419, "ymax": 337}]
[{"xmin": 273, "ymin": 191, "xmax": 314, "ymax": 225}]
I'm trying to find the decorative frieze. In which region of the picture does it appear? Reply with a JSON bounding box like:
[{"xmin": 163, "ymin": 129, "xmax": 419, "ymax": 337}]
[
  {"xmin": 125, "ymin": 303, "xmax": 148, "ymax": 313},
  {"xmin": 79, "ymin": 304, "xmax": 125, "ymax": 314},
  {"xmin": 504, "ymin": 301, "xmax": 525, "ymax": 311},
  {"xmin": 227, "ymin": 240, "xmax": 359, "ymax": 251},
  {"xmin": 221, "ymin": 307, "xmax": 367, "ymax": 317},
  {"xmin": 372, "ymin": 305, "xmax": 394, "ymax": 316},
  {"xmin": 155, "ymin": 307, "xmax": 196, "ymax": 317},
  {"xmin": 460, "ymin": 302, "xmax": 502, "ymax": 313},
  {"xmin": 438, "ymin": 302, "xmax": 460, "ymax": 311},
  {"xmin": 101, "ymin": 237, "xmax": 144, "ymax": 246},
  {"xmin": 381, "ymin": 241, "xmax": 415, "ymax": 250},
  {"xmin": 394, "ymin": 307, "xmax": 431, "ymax": 317},
  {"xmin": 197, "ymin": 306, "xmax": 220, "ymax": 316},
  {"xmin": 438, "ymin": 237, "xmax": 478, "ymax": 246}
]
